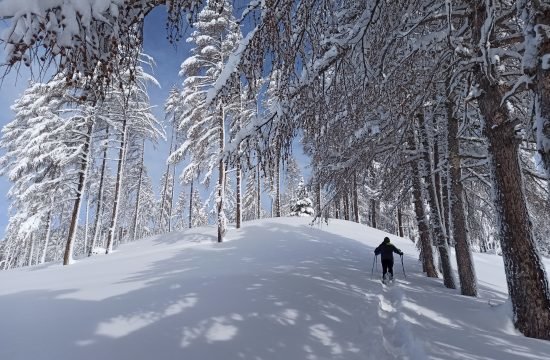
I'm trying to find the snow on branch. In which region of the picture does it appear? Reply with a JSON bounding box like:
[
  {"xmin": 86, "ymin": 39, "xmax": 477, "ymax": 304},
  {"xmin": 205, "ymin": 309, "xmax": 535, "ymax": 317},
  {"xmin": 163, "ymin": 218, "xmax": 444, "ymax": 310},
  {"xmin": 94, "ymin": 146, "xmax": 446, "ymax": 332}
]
[{"xmin": 0, "ymin": 0, "xmax": 204, "ymax": 89}]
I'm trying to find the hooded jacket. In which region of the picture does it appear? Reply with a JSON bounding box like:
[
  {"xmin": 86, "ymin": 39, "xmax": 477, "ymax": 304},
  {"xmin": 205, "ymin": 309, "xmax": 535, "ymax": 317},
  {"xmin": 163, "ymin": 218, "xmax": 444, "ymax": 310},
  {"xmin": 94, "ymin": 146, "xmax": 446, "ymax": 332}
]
[{"xmin": 374, "ymin": 238, "xmax": 403, "ymax": 261}]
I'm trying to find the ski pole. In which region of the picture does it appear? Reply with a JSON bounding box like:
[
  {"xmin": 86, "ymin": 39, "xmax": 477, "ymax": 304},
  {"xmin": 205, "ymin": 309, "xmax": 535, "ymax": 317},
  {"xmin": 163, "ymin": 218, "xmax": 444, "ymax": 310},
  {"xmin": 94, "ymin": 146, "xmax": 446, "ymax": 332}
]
[{"xmin": 401, "ymin": 254, "xmax": 406, "ymax": 278}]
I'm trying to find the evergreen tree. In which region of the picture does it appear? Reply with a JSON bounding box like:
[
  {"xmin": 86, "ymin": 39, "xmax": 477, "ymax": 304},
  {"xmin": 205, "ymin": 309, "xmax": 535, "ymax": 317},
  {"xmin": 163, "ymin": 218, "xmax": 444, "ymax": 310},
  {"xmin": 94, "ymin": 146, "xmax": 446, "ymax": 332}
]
[
  {"xmin": 290, "ymin": 178, "xmax": 315, "ymax": 217},
  {"xmin": 168, "ymin": 0, "xmax": 241, "ymax": 242}
]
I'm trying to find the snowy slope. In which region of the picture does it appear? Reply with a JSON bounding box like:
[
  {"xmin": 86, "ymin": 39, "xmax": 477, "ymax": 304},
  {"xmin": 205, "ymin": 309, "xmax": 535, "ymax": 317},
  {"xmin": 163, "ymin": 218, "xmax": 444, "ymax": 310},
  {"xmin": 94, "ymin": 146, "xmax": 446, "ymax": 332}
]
[{"xmin": 1, "ymin": 218, "xmax": 549, "ymax": 360}]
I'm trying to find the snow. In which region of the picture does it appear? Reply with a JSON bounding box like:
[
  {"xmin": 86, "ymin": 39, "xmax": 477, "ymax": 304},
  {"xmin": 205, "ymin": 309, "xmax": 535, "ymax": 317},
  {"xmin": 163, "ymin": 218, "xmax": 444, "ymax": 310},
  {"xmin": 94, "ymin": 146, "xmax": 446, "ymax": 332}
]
[
  {"xmin": 0, "ymin": 217, "xmax": 549, "ymax": 360},
  {"xmin": 542, "ymin": 54, "xmax": 550, "ymax": 71}
]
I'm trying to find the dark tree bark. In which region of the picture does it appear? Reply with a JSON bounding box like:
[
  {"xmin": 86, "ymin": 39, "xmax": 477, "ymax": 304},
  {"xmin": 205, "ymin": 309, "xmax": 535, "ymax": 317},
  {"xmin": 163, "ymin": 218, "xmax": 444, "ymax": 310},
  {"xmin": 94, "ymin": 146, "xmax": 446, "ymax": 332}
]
[
  {"xmin": 447, "ymin": 95, "xmax": 477, "ymax": 296},
  {"xmin": 408, "ymin": 132, "xmax": 438, "ymax": 278},
  {"xmin": 418, "ymin": 114, "xmax": 455, "ymax": 289},
  {"xmin": 479, "ymin": 76, "xmax": 550, "ymax": 338},
  {"xmin": 343, "ymin": 192, "xmax": 350, "ymax": 220},
  {"xmin": 370, "ymin": 199, "xmax": 377, "ymax": 228},
  {"xmin": 316, "ymin": 181, "xmax": 322, "ymax": 218},
  {"xmin": 433, "ymin": 131, "xmax": 446, "ymax": 234},
  {"xmin": 397, "ymin": 207, "xmax": 404, "ymax": 237},
  {"xmin": 471, "ymin": 1, "xmax": 550, "ymax": 340},
  {"xmin": 352, "ymin": 173, "xmax": 359, "ymax": 223}
]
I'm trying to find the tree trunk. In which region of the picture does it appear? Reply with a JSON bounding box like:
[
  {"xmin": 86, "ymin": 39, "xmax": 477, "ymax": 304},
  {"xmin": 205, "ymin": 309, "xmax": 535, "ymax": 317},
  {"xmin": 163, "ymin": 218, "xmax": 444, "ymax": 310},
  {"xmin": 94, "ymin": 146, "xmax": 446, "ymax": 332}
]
[
  {"xmin": 84, "ymin": 196, "xmax": 90, "ymax": 255},
  {"xmin": 447, "ymin": 95, "xmax": 477, "ymax": 296},
  {"xmin": 370, "ymin": 199, "xmax": 377, "ymax": 228},
  {"xmin": 256, "ymin": 166, "xmax": 261, "ymax": 219},
  {"xmin": 343, "ymin": 192, "xmax": 350, "ymax": 220},
  {"xmin": 409, "ymin": 131, "xmax": 438, "ymax": 278},
  {"xmin": 275, "ymin": 157, "xmax": 281, "ymax": 217},
  {"xmin": 478, "ymin": 76, "xmax": 550, "ymax": 339},
  {"xmin": 168, "ymin": 154, "xmax": 176, "ymax": 233},
  {"xmin": 418, "ymin": 114, "xmax": 455, "ymax": 288},
  {"xmin": 40, "ymin": 207, "xmax": 53, "ymax": 264},
  {"xmin": 64, "ymin": 123, "xmax": 94, "ymax": 265},
  {"xmin": 216, "ymin": 107, "xmax": 226, "ymax": 243},
  {"xmin": 158, "ymin": 130, "xmax": 175, "ymax": 233},
  {"xmin": 315, "ymin": 181, "xmax": 322, "ymax": 218},
  {"xmin": 471, "ymin": 1, "xmax": 550, "ymax": 339},
  {"xmin": 89, "ymin": 126, "xmax": 109, "ymax": 256},
  {"xmin": 525, "ymin": 5, "xmax": 550, "ymax": 176},
  {"xmin": 188, "ymin": 179, "xmax": 194, "ymax": 228},
  {"xmin": 352, "ymin": 174, "xmax": 359, "ymax": 223},
  {"xmin": 433, "ymin": 136, "xmax": 448, "ymax": 240},
  {"xmin": 105, "ymin": 116, "xmax": 128, "ymax": 254},
  {"xmin": 28, "ymin": 234, "xmax": 35, "ymax": 267},
  {"xmin": 131, "ymin": 141, "xmax": 145, "ymax": 241},
  {"xmin": 236, "ymin": 161, "xmax": 242, "ymax": 227},
  {"xmin": 397, "ymin": 207, "xmax": 404, "ymax": 237}
]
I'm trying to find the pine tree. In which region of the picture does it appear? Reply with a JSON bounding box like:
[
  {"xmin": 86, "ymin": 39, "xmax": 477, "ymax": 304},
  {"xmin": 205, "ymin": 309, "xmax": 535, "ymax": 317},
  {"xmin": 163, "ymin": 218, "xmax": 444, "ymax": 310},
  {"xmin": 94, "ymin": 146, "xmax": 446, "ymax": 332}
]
[
  {"xmin": 169, "ymin": 0, "xmax": 241, "ymax": 242},
  {"xmin": 290, "ymin": 178, "xmax": 315, "ymax": 217}
]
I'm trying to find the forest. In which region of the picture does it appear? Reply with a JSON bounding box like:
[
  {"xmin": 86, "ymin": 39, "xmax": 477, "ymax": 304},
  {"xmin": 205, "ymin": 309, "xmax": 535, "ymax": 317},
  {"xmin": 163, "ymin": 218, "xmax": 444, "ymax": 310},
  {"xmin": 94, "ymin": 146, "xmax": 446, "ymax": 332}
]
[{"xmin": 0, "ymin": 0, "xmax": 549, "ymax": 340}]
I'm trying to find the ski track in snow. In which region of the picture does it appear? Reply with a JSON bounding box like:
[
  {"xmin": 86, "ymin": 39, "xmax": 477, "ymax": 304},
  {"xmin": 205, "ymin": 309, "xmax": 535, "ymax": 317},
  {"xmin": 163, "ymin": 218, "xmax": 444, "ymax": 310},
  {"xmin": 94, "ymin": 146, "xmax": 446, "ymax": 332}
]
[{"xmin": 376, "ymin": 282, "xmax": 427, "ymax": 360}]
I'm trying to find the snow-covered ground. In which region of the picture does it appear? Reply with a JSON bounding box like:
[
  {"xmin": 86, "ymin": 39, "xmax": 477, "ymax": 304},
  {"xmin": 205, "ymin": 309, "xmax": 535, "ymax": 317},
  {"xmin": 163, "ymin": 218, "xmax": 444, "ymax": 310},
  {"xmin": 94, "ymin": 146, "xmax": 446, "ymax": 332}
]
[{"xmin": 1, "ymin": 218, "xmax": 549, "ymax": 360}]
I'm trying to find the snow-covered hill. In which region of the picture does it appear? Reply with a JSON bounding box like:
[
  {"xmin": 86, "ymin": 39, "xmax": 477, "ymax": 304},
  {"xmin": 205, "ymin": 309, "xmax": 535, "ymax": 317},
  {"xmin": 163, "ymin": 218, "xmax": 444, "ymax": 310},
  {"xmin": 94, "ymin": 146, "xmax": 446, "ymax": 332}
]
[{"xmin": 1, "ymin": 218, "xmax": 549, "ymax": 360}]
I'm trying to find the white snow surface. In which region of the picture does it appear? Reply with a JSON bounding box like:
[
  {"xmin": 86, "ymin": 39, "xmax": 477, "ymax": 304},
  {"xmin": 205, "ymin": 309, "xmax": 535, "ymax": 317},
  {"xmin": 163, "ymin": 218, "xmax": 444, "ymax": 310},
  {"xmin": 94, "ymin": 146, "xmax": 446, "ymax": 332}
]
[{"xmin": 1, "ymin": 217, "xmax": 549, "ymax": 360}]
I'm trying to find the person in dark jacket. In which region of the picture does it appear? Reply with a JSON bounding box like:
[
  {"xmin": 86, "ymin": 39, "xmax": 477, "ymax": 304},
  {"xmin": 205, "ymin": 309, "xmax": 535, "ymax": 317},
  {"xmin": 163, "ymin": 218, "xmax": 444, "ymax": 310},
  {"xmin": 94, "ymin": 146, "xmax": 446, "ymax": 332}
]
[{"xmin": 374, "ymin": 237, "xmax": 403, "ymax": 281}]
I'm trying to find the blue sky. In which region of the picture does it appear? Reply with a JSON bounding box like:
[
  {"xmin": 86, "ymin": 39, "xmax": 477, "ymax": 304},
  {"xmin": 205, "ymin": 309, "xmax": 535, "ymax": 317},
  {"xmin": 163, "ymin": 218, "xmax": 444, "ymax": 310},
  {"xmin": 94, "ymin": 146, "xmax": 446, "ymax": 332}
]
[
  {"xmin": 0, "ymin": 7, "xmax": 188, "ymax": 234},
  {"xmin": 0, "ymin": 5, "xmax": 310, "ymax": 236}
]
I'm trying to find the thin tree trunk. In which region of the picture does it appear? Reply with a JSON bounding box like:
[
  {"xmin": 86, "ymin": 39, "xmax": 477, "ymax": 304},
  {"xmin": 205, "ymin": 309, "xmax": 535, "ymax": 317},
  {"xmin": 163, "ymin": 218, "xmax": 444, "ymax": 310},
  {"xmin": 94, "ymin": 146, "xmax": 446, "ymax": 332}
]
[
  {"xmin": 275, "ymin": 155, "xmax": 281, "ymax": 217},
  {"xmin": 40, "ymin": 207, "xmax": 53, "ymax": 264},
  {"xmin": 343, "ymin": 192, "xmax": 350, "ymax": 220},
  {"xmin": 432, "ymin": 115, "xmax": 450, "ymax": 241},
  {"xmin": 159, "ymin": 130, "xmax": 175, "ymax": 233},
  {"xmin": 256, "ymin": 166, "xmax": 261, "ymax": 219},
  {"xmin": 168, "ymin": 155, "xmax": 176, "ymax": 233},
  {"xmin": 105, "ymin": 116, "xmax": 128, "ymax": 255},
  {"xmin": 409, "ymin": 130, "xmax": 438, "ymax": 278},
  {"xmin": 236, "ymin": 161, "xmax": 242, "ymax": 227},
  {"xmin": 352, "ymin": 174, "xmax": 359, "ymax": 223},
  {"xmin": 28, "ymin": 234, "xmax": 35, "ymax": 267},
  {"xmin": 188, "ymin": 179, "xmax": 194, "ymax": 228},
  {"xmin": 370, "ymin": 199, "xmax": 377, "ymax": 228},
  {"xmin": 64, "ymin": 122, "xmax": 94, "ymax": 265},
  {"xmin": 84, "ymin": 196, "xmax": 90, "ymax": 255},
  {"xmin": 447, "ymin": 93, "xmax": 477, "ymax": 296},
  {"xmin": 131, "ymin": 141, "xmax": 145, "ymax": 241},
  {"xmin": 89, "ymin": 126, "xmax": 109, "ymax": 256},
  {"xmin": 216, "ymin": 106, "xmax": 226, "ymax": 243},
  {"xmin": 418, "ymin": 114, "xmax": 455, "ymax": 288},
  {"xmin": 315, "ymin": 181, "xmax": 322, "ymax": 217},
  {"xmin": 397, "ymin": 207, "xmax": 404, "ymax": 237}
]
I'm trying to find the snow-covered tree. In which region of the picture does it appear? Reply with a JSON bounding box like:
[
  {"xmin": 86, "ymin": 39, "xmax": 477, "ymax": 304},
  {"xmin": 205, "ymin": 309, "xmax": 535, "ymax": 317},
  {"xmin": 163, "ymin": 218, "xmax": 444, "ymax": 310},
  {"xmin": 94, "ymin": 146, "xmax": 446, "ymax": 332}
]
[
  {"xmin": 168, "ymin": 0, "xmax": 241, "ymax": 242},
  {"xmin": 290, "ymin": 179, "xmax": 314, "ymax": 217}
]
